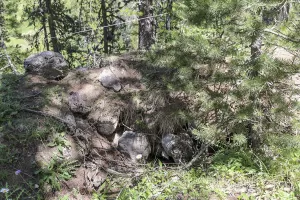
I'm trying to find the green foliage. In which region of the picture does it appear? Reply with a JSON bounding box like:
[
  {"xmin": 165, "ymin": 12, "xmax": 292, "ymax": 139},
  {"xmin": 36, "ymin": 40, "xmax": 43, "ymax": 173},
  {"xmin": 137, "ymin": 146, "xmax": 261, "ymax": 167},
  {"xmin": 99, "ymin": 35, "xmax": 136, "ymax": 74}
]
[
  {"xmin": 0, "ymin": 74, "xmax": 21, "ymax": 123},
  {"xmin": 119, "ymin": 143, "xmax": 300, "ymax": 199},
  {"xmin": 117, "ymin": 163, "xmax": 210, "ymax": 199},
  {"xmin": 209, "ymin": 149, "xmax": 266, "ymax": 176},
  {"xmin": 36, "ymin": 159, "xmax": 79, "ymax": 191},
  {"xmin": 47, "ymin": 132, "xmax": 70, "ymax": 154},
  {"xmin": 0, "ymin": 74, "xmax": 69, "ymax": 198},
  {"xmin": 147, "ymin": 0, "xmax": 300, "ymax": 151},
  {"xmin": 265, "ymin": 134, "xmax": 300, "ymax": 183},
  {"xmin": 0, "ymin": 0, "xmax": 300, "ymax": 199},
  {"xmin": 0, "ymin": 143, "xmax": 18, "ymax": 165}
]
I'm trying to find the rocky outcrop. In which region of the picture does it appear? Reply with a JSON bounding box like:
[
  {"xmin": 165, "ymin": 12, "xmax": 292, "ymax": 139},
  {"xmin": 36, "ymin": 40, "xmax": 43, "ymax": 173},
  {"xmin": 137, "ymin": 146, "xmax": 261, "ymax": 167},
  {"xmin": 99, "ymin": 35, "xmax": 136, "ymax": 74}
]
[
  {"xmin": 23, "ymin": 52, "xmax": 196, "ymax": 166},
  {"xmin": 117, "ymin": 131, "xmax": 151, "ymax": 161},
  {"xmin": 162, "ymin": 133, "xmax": 194, "ymax": 163},
  {"xmin": 24, "ymin": 51, "xmax": 69, "ymax": 80}
]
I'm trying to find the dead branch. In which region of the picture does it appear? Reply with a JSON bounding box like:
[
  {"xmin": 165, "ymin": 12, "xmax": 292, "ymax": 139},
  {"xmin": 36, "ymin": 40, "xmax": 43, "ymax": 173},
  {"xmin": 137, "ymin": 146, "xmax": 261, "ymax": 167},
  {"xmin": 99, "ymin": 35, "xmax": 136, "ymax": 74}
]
[
  {"xmin": 185, "ymin": 143, "xmax": 208, "ymax": 169},
  {"xmin": 264, "ymin": 28, "xmax": 300, "ymax": 43}
]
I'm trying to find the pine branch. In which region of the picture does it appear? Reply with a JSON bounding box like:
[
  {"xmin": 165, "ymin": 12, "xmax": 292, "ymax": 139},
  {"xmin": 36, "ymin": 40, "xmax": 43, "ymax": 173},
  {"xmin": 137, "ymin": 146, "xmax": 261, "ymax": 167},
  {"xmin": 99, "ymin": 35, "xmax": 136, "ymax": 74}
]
[{"xmin": 264, "ymin": 28, "xmax": 300, "ymax": 43}]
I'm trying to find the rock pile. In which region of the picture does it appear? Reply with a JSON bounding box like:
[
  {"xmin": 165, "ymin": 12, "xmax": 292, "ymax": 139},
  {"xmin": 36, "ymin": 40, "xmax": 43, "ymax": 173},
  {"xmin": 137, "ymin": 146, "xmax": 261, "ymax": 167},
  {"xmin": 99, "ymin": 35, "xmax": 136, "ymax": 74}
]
[{"xmin": 22, "ymin": 51, "xmax": 197, "ymax": 198}]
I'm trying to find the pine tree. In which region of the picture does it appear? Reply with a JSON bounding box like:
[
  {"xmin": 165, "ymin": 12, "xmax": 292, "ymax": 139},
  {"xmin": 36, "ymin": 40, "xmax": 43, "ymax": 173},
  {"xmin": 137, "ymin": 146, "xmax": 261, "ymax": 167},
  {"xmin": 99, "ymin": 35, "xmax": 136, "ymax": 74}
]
[{"xmin": 149, "ymin": 0, "xmax": 300, "ymax": 155}]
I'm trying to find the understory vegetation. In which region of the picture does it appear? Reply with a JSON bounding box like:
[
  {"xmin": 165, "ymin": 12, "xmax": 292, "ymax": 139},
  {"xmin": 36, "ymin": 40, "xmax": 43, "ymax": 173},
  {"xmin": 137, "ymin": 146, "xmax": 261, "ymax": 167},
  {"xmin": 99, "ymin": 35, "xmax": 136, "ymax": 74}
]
[{"xmin": 1, "ymin": 0, "xmax": 300, "ymax": 199}]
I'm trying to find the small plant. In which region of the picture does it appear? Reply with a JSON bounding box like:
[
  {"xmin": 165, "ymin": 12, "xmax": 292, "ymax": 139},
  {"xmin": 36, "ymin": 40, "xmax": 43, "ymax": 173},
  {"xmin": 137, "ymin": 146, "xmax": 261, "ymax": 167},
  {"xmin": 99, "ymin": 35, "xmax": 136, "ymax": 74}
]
[
  {"xmin": 0, "ymin": 185, "xmax": 25, "ymax": 200},
  {"xmin": 47, "ymin": 132, "xmax": 70, "ymax": 154},
  {"xmin": 36, "ymin": 158, "xmax": 79, "ymax": 191},
  {"xmin": 0, "ymin": 143, "xmax": 17, "ymax": 165}
]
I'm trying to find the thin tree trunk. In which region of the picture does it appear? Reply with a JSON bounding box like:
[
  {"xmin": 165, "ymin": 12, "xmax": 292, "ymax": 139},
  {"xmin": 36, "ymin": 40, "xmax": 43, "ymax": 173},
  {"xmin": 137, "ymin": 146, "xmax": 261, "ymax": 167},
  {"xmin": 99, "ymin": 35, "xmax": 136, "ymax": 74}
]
[
  {"xmin": 165, "ymin": 0, "xmax": 172, "ymax": 31},
  {"xmin": 250, "ymin": 34, "xmax": 262, "ymax": 62},
  {"xmin": 45, "ymin": 0, "xmax": 59, "ymax": 52},
  {"xmin": 101, "ymin": 0, "xmax": 108, "ymax": 54},
  {"xmin": 40, "ymin": 0, "xmax": 49, "ymax": 51},
  {"xmin": 138, "ymin": 0, "xmax": 155, "ymax": 50},
  {"xmin": 78, "ymin": 0, "xmax": 84, "ymax": 30}
]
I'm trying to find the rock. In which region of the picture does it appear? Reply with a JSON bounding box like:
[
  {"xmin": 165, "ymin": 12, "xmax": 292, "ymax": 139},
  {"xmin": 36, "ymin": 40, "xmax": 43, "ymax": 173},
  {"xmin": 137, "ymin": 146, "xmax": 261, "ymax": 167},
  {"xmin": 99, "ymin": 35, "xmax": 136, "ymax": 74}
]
[
  {"xmin": 43, "ymin": 102, "xmax": 76, "ymax": 130},
  {"xmin": 75, "ymin": 118, "xmax": 95, "ymax": 133},
  {"xmin": 88, "ymin": 98, "xmax": 120, "ymax": 136},
  {"xmin": 112, "ymin": 132, "xmax": 122, "ymax": 147},
  {"xmin": 236, "ymin": 187, "xmax": 247, "ymax": 193},
  {"xmin": 265, "ymin": 184, "xmax": 275, "ymax": 190},
  {"xmin": 91, "ymin": 134, "xmax": 112, "ymax": 150},
  {"xmin": 99, "ymin": 67, "xmax": 122, "ymax": 92},
  {"xmin": 161, "ymin": 133, "xmax": 194, "ymax": 164},
  {"xmin": 86, "ymin": 168, "xmax": 107, "ymax": 189},
  {"xmin": 68, "ymin": 84, "xmax": 102, "ymax": 114},
  {"xmin": 24, "ymin": 51, "xmax": 69, "ymax": 80},
  {"xmin": 118, "ymin": 131, "xmax": 151, "ymax": 161},
  {"xmin": 68, "ymin": 91, "xmax": 90, "ymax": 114}
]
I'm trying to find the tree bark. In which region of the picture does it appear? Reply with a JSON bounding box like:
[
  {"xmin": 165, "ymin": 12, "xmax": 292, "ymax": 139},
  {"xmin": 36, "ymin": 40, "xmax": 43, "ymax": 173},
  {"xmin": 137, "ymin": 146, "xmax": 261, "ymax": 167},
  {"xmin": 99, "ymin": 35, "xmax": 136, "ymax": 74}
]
[
  {"xmin": 138, "ymin": 0, "xmax": 155, "ymax": 50},
  {"xmin": 45, "ymin": 0, "xmax": 59, "ymax": 52},
  {"xmin": 165, "ymin": 0, "xmax": 172, "ymax": 31},
  {"xmin": 100, "ymin": 0, "xmax": 109, "ymax": 54},
  {"xmin": 40, "ymin": 0, "xmax": 49, "ymax": 51}
]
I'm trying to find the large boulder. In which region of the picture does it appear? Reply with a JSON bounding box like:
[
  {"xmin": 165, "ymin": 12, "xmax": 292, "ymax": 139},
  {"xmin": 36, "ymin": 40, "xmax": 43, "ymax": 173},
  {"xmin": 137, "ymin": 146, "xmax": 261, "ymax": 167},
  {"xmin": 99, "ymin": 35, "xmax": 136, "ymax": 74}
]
[
  {"xmin": 118, "ymin": 131, "xmax": 151, "ymax": 161},
  {"xmin": 162, "ymin": 133, "xmax": 194, "ymax": 164},
  {"xmin": 24, "ymin": 51, "xmax": 69, "ymax": 79}
]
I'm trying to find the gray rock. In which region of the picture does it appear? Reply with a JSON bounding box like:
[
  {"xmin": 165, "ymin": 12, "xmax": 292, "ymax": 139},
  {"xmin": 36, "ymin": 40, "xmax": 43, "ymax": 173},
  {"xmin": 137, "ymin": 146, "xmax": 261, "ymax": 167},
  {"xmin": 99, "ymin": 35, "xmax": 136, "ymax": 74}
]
[
  {"xmin": 68, "ymin": 84, "xmax": 103, "ymax": 115},
  {"xmin": 118, "ymin": 131, "xmax": 151, "ymax": 161},
  {"xmin": 88, "ymin": 98, "xmax": 120, "ymax": 136},
  {"xmin": 24, "ymin": 51, "xmax": 69, "ymax": 79},
  {"xmin": 68, "ymin": 91, "xmax": 91, "ymax": 114},
  {"xmin": 64, "ymin": 113, "xmax": 76, "ymax": 128},
  {"xmin": 162, "ymin": 133, "xmax": 194, "ymax": 164},
  {"xmin": 99, "ymin": 67, "xmax": 122, "ymax": 92}
]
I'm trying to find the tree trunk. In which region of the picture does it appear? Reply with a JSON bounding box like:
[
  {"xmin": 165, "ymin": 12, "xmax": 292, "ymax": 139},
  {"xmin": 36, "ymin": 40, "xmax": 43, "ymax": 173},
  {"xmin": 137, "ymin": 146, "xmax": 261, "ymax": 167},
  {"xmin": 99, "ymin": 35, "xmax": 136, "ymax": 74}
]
[
  {"xmin": 100, "ymin": 0, "xmax": 108, "ymax": 54},
  {"xmin": 40, "ymin": 0, "xmax": 49, "ymax": 51},
  {"xmin": 250, "ymin": 34, "xmax": 262, "ymax": 61},
  {"xmin": 45, "ymin": 0, "xmax": 59, "ymax": 52},
  {"xmin": 138, "ymin": 0, "xmax": 155, "ymax": 50},
  {"xmin": 165, "ymin": 0, "xmax": 172, "ymax": 31}
]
